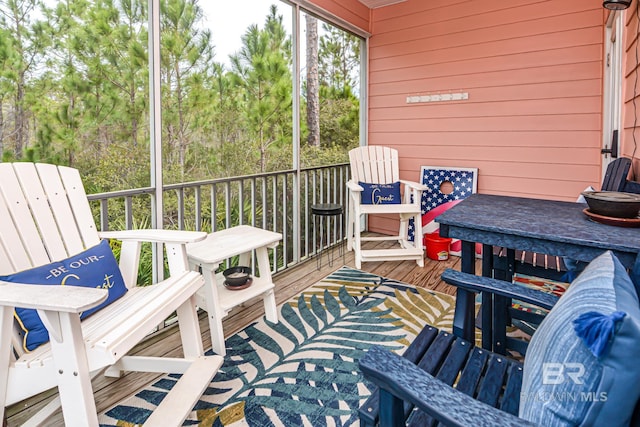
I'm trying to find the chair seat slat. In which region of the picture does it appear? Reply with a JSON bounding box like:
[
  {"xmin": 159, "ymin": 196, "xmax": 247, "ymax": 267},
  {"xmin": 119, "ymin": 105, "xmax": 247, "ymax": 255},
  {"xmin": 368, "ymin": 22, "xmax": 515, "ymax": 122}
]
[
  {"xmin": 407, "ymin": 406, "xmax": 437, "ymax": 427},
  {"xmin": 501, "ymin": 363, "xmax": 524, "ymax": 415},
  {"xmin": 435, "ymin": 338, "xmax": 473, "ymax": 385},
  {"xmin": 476, "ymin": 354, "xmax": 509, "ymax": 408},
  {"xmin": 416, "ymin": 331, "xmax": 455, "ymax": 375},
  {"xmin": 455, "ymin": 347, "xmax": 490, "ymax": 396},
  {"xmin": 402, "ymin": 326, "xmax": 438, "ymax": 363},
  {"xmin": 359, "ymin": 327, "xmax": 440, "ymax": 427},
  {"xmin": 409, "ymin": 336, "xmax": 475, "ymax": 427}
]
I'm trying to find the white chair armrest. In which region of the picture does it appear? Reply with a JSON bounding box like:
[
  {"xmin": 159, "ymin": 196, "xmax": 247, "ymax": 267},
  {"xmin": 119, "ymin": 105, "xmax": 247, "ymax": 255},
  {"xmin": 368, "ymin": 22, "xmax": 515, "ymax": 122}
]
[
  {"xmin": 101, "ymin": 230, "xmax": 206, "ymax": 287},
  {"xmin": 400, "ymin": 180, "xmax": 429, "ymax": 192},
  {"xmin": 346, "ymin": 180, "xmax": 364, "ymax": 192},
  {"xmin": 99, "ymin": 229, "xmax": 207, "ymax": 244},
  {"xmin": 0, "ymin": 282, "xmax": 107, "ymax": 313}
]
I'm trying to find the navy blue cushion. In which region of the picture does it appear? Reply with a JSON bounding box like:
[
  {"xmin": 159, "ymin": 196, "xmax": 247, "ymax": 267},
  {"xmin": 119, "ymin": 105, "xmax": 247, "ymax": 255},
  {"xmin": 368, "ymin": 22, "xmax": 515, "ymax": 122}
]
[
  {"xmin": 359, "ymin": 181, "xmax": 401, "ymax": 205},
  {"xmin": 2, "ymin": 240, "xmax": 128, "ymax": 352},
  {"xmin": 519, "ymin": 251, "xmax": 640, "ymax": 426}
]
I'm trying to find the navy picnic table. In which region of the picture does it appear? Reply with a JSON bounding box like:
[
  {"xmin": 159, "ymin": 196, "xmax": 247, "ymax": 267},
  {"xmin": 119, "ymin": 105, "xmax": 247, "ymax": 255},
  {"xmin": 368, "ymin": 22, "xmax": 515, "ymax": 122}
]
[{"xmin": 436, "ymin": 193, "xmax": 640, "ymax": 354}]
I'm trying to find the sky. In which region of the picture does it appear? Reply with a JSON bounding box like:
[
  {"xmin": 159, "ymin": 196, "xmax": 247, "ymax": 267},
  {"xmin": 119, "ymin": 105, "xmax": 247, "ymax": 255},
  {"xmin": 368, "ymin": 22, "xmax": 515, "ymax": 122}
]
[{"xmin": 199, "ymin": 1, "xmax": 292, "ymax": 67}]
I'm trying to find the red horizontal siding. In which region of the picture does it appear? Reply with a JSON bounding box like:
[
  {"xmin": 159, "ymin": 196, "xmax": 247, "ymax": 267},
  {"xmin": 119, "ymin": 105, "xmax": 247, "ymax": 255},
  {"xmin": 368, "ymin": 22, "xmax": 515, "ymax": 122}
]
[
  {"xmin": 370, "ymin": 45, "xmax": 603, "ymax": 84},
  {"xmin": 369, "ymin": 63, "xmax": 603, "ymax": 96},
  {"xmin": 369, "ymin": 98, "xmax": 602, "ymax": 121},
  {"xmin": 371, "ymin": 0, "xmax": 599, "ymax": 38},
  {"xmin": 361, "ymin": 0, "xmax": 606, "ymax": 236},
  {"xmin": 371, "ymin": 10, "xmax": 602, "ymax": 56},
  {"xmin": 369, "ymin": 114, "xmax": 601, "ymax": 133},
  {"xmin": 370, "ymin": 80, "xmax": 602, "ymax": 108},
  {"xmin": 367, "ymin": 0, "xmax": 604, "ymax": 208},
  {"xmin": 371, "ymin": 28, "xmax": 602, "ymax": 72},
  {"xmin": 366, "ymin": 130, "xmax": 600, "ymax": 148},
  {"xmin": 309, "ymin": 0, "xmax": 370, "ymax": 33},
  {"xmin": 397, "ymin": 147, "xmax": 601, "ymax": 168}
]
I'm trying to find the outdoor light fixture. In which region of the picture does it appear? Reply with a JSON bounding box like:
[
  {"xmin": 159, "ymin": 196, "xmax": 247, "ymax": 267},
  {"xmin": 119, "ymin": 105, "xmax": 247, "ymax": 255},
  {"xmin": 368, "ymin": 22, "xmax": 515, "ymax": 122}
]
[{"xmin": 603, "ymin": 0, "xmax": 632, "ymax": 10}]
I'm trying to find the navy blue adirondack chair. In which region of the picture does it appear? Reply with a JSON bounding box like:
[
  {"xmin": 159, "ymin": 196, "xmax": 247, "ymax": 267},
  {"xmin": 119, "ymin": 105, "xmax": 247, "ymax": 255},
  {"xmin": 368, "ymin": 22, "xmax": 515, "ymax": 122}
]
[
  {"xmin": 358, "ymin": 269, "xmax": 556, "ymax": 427},
  {"xmin": 358, "ymin": 251, "xmax": 640, "ymax": 427}
]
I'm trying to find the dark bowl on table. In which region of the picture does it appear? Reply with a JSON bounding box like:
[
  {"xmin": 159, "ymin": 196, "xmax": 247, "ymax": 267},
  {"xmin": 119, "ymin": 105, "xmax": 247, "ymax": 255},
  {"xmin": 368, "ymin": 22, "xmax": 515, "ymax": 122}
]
[
  {"xmin": 222, "ymin": 266, "xmax": 252, "ymax": 287},
  {"xmin": 581, "ymin": 191, "xmax": 640, "ymax": 218}
]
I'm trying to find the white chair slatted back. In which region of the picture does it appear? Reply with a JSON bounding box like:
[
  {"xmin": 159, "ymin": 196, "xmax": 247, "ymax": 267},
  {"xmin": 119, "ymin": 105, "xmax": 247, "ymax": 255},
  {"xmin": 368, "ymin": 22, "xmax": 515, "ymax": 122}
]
[
  {"xmin": 47, "ymin": 164, "xmax": 100, "ymax": 250},
  {"xmin": 0, "ymin": 164, "xmax": 52, "ymax": 273},
  {"xmin": 349, "ymin": 147, "xmax": 366, "ymax": 183},
  {"xmin": 0, "ymin": 193, "xmax": 33, "ymax": 275},
  {"xmin": 11, "ymin": 164, "xmax": 70, "ymax": 261},
  {"xmin": 29, "ymin": 163, "xmax": 88, "ymax": 256},
  {"xmin": 0, "ymin": 163, "xmax": 100, "ymax": 275},
  {"xmin": 349, "ymin": 146, "xmax": 400, "ymax": 185}
]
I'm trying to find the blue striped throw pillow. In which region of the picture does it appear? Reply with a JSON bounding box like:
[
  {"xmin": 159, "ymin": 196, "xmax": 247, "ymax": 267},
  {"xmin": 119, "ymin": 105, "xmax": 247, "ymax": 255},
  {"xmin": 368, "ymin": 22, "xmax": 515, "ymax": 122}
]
[{"xmin": 519, "ymin": 251, "xmax": 640, "ymax": 426}]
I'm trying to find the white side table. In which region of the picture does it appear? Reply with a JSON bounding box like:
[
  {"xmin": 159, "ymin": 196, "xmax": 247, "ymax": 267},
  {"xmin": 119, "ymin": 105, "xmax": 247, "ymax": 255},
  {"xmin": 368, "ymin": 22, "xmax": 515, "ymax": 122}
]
[{"xmin": 186, "ymin": 225, "xmax": 282, "ymax": 355}]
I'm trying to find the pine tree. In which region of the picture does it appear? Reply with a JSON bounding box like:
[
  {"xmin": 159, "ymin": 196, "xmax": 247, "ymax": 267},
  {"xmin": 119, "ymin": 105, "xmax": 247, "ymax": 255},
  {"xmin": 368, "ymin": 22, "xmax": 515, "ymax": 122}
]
[
  {"xmin": 161, "ymin": 0, "xmax": 214, "ymax": 178},
  {"xmin": 0, "ymin": 0, "xmax": 46, "ymax": 159},
  {"xmin": 305, "ymin": 14, "xmax": 319, "ymax": 148},
  {"xmin": 229, "ymin": 5, "xmax": 292, "ymax": 173}
]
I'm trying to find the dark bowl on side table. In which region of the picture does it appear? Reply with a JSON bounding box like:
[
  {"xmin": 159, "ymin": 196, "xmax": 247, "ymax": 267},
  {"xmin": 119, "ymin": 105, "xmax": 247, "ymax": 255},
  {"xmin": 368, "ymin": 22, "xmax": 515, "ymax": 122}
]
[
  {"xmin": 222, "ymin": 266, "xmax": 252, "ymax": 287},
  {"xmin": 581, "ymin": 191, "xmax": 640, "ymax": 218}
]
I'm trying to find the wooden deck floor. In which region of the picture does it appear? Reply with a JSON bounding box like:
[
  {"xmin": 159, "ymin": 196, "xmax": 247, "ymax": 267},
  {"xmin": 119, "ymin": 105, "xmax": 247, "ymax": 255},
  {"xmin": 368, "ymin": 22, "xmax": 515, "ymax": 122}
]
[{"xmin": 7, "ymin": 238, "xmax": 466, "ymax": 426}]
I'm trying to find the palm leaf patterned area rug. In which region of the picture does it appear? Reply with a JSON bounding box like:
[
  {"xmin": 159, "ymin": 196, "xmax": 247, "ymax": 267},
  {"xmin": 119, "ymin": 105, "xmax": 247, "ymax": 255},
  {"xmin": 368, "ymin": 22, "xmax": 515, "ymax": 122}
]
[{"xmin": 99, "ymin": 266, "xmax": 456, "ymax": 426}]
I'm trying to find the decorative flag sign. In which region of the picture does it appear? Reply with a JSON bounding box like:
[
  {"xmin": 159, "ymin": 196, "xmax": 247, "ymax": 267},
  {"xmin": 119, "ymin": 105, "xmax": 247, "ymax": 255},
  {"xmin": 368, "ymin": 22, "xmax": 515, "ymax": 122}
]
[{"xmin": 409, "ymin": 166, "xmax": 478, "ymax": 256}]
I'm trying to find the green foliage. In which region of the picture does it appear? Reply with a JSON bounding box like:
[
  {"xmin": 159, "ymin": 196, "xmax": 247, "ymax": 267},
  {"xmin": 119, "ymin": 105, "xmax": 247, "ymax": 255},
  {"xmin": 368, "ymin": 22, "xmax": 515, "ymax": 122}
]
[
  {"xmin": 229, "ymin": 5, "xmax": 293, "ymax": 174},
  {"xmin": 77, "ymin": 142, "xmax": 150, "ymax": 193},
  {"xmin": 160, "ymin": 0, "xmax": 215, "ymax": 178},
  {"xmin": 0, "ymin": 0, "xmax": 360, "ymax": 198},
  {"xmin": 319, "ymin": 86, "xmax": 359, "ymax": 150},
  {"xmin": 301, "ymin": 144, "xmax": 349, "ymax": 168},
  {"xmin": 0, "ymin": 1, "xmax": 366, "ymax": 285},
  {"xmin": 319, "ymin": 23, "xmax": 360, "ymax": 92},
  {"xmin": 1, "ymin": 150, "xmax": 14, "ymax": 162}
]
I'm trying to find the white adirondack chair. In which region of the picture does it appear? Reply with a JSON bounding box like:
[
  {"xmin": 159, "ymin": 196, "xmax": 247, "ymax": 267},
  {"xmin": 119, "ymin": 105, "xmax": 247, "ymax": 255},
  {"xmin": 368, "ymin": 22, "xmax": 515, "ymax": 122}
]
[
  {"xmin": 347, "ymin": 146, "xmax": 428, "ymax": 269},
  {"xmin": 0, "ymin": 163, "xmax": 223, "ymax": 426}
]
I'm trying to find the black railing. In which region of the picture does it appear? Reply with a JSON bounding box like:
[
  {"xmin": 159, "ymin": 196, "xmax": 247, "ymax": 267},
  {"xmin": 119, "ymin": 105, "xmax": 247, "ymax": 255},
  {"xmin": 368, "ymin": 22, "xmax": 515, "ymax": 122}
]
[{"xmin": 87, "ymin": 163, "xmax": 350, "ymax": 275}]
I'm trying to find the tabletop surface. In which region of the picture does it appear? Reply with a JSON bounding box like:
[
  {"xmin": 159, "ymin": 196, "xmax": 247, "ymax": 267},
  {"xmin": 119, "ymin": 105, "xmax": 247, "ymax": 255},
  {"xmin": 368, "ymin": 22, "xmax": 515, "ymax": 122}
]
[
  {"xmin": 186, "ymin": 225, "xmax": 283, "ymax": 265},
  {"xmin": 436, "ymin": 194, "xmax": 640, "ymax": 254}
]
